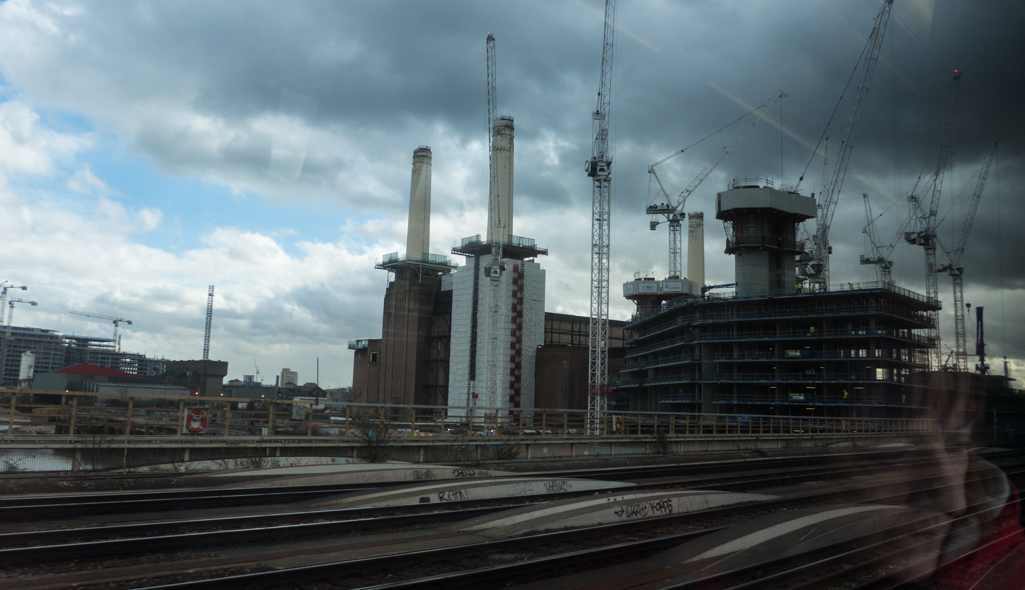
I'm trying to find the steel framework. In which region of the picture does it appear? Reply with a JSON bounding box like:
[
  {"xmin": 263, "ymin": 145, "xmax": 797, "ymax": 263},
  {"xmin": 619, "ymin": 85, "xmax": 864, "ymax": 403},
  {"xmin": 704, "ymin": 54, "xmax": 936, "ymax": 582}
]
[{"xmin": 586, "ymin": 0, "xmax": 615, "ymax": 435}]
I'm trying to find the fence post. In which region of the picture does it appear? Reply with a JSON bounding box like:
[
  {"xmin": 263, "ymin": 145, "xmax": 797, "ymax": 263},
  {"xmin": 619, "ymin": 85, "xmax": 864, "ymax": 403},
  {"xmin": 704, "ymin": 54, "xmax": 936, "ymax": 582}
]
[
  {"xmin": 306, "ymin": 402, "xmax": 314, "ymax": 437},
  {"xmin": 441, "ymin": 408, "xmax": 447, "ymax": 435},
  {"xmin": 70, "ymin": 397, "xmax": 78, "ymax": 436},
  {"xmin": 268, "ymin": 403, "xmax": 276, "ymax": 435},
  {"xmin": 344, "ymin": 405, "xmax": 351, "ymax": 437},
  {"xmin": 518, "ymin": 409, "xmax": 524, "ymax": 435},
  {"xmin": 669, "ymin": 413, "xmax": 675, "ymax": 435},
  {"xmin": 653, "ymin": 413, "xmax": 659, "ymax": 434},
  {"xmin": 541, "ymin": 411, "xmax": 547, "ymax": 434},
  {"xmin": 224, "ymin": 400, "xmax": 231, "ymax": 437},
  {"xmin": 176, "ymin": 399, "xmax": 185, "ymax": 436},
  {"xmin": 8, "ymin": 393, "xmax": 16, "ymax": 433},
  {"xmin": 410, "ymin": 408, "xmax": 416, "ymax": 435},
  {"xmin": 125, "ymin": 398, "xmax": 134, "ymax": 436},
  {"xmin": 563, "ymin": 412, "xmax": 568, "ymax": 435},
  {"xmin": 699, "ymin": 414, "xmax": 704, "ymax": 435}
]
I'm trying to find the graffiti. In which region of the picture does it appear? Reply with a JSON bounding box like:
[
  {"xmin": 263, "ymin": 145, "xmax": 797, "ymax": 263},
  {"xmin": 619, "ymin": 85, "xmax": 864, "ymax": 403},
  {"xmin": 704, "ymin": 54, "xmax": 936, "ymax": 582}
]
[
  {"xmin": 438, "ymin": 489, "xmax": 468, "ymax": 502},
  {"xmin": 453, "ymin": 468, "xmax": 490, "ymax": 478},
  {"xmin": 513, "ymin": 481, "xmax": 538, "ymax": 496},
  {"xmin": 543, "ymin": 480, "xmax": 568, "ymax": 494},
  {"xmin": 412, "ymin": 469, "xmax": 437, "ymax": 480},
  {"xmin": 614, "ymin": 498, "xmax": 674, "ymax": 519}
]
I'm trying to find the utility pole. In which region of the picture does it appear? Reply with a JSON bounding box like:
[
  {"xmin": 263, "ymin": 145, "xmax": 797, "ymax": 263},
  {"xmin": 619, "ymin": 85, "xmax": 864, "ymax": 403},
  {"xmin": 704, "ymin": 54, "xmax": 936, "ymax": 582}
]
[{"xmin": 585, "ymin": 0, "xmax": 615, "ymax": 435}]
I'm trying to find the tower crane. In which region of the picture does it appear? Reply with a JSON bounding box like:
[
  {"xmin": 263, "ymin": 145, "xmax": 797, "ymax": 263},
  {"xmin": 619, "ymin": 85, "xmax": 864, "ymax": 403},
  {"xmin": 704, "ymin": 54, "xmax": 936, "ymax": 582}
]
[
  {"xmin": 0, "ymin": 282, "xmax": 27, "ymax": 325},
  {"xmin": 859, "ymin": 191, "xmax": 902, "ymax": 285},
  {"xmin": 69, "ymin": 310, "xmax": 133, "ymax": 352},
  {"xmin": 585, "ymin": 0, "xmax": 615, "ymax": 435},
  {"xmin": 905, "ymin": 70, "xmax": 962, "ymax": 370},
  {"xmin": 200, "ymin": 285, "xmax": 214, "ymax": 396},
  {"xmin": 646, "ymin": 92, "xmax": 782, "ymax": 278},
  {"xmin": 937, "ymin": 142, "xmax": 997, "ymax": 372},
  {"xmin": 801, "ymin": 0, "xmax": 893, "ymax": 290},
  {"xmin": 0, "ymin": 298, "xmax": 38, "ymax": 386},
  {"xmin": 483, "ymin": 32, "xmax": 506, "ymax": 418}
]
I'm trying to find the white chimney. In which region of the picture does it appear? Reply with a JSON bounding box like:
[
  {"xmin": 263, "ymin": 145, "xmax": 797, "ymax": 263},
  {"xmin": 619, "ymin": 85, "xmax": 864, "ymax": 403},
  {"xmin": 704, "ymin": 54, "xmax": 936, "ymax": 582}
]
[
  {"xmin": 487, "ymin": 117, "xmax": 514, "ymax": 243},
  {"xmin": 688, "ymin": 212, "xmax": 705, "ymax": 287},
  {"xmin": 406, "ymin": 146, "xmax": 432, "ymax": 261}
]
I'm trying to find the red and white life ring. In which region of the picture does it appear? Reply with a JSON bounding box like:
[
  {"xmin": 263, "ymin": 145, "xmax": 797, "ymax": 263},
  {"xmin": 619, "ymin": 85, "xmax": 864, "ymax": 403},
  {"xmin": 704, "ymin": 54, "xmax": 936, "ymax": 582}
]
[
  {"xmin": 613, "ymin": 415, "xmax": 624, "ymax": 432},
  {"xmin": 186, "ymin": 409, "xmax": 208, "ymax": 433}
]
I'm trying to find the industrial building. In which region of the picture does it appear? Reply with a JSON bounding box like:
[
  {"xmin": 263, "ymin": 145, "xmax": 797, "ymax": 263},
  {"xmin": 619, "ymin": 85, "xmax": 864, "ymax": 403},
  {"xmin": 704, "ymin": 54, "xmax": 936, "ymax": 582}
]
[
  {"xmin": 0, "ymin": 327, "xmax": 167, "ymax": 387},
  {"xmin": 348, "ymin": 147, "xmax": 457, "ymax": 408},
  {"xmin": 618, "ymin": 180, "xmax": 938, "ymax": 418}
]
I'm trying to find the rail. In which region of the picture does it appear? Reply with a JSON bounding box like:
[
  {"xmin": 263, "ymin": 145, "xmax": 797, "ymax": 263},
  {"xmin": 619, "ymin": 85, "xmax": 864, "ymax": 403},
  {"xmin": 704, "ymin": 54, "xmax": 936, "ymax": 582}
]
[{"xmin": 0, "ymin": 389, "xmax": 931, "ymax": 439}]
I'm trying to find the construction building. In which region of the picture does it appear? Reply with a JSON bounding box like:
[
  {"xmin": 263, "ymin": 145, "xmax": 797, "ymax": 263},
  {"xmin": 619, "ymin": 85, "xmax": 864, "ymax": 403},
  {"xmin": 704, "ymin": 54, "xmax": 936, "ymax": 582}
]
[
  {"xmin": 618, "ymin": 180, "xmax": 938, "ymax": 418},
  {"xmin": 0, "ymin": 327, "xmax": 166, "ymax": 386},
  {"xmin": 448, "ymin": 116, "xmax": 547, "ymax": 418}
]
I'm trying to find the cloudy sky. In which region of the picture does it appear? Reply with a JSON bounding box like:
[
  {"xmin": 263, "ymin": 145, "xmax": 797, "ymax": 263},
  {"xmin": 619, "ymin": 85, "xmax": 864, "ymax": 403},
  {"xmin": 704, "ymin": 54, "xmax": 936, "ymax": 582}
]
[{"xmin": 0, "ymin": 0, "xmax": 1021, "ymax": 387}]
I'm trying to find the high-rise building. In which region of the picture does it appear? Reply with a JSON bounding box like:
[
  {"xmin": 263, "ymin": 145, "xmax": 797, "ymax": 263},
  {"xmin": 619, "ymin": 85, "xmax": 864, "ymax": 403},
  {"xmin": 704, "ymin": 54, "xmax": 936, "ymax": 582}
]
[{"xmin": 447, "ymin": 117, "xmax": 547, "ymax": 418}]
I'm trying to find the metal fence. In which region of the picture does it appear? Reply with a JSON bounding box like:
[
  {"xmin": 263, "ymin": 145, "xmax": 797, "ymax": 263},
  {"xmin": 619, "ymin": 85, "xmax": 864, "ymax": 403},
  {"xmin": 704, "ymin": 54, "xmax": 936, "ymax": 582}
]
[{"xmin": 0, "ymin": 389, "xmax": 932, "ymax": 440}]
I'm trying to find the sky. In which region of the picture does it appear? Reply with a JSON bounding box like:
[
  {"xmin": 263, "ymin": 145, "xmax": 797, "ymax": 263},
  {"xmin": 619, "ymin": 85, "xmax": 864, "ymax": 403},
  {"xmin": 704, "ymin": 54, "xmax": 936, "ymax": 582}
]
[{"xmin": 0, "ymin": 0, "xmax": 1021, "ymax": 387}]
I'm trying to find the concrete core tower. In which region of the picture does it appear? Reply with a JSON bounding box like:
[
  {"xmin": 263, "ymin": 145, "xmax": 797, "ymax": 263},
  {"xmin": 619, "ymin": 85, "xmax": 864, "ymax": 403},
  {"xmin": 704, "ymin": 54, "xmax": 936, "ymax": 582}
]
[{"xmin": 716, "ymin": 179, "xmax": 816, "ymax": 296}]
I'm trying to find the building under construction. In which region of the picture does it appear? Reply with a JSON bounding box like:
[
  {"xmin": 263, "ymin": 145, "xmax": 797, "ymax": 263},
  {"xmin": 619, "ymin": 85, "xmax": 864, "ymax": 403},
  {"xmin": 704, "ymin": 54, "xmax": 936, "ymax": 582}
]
[
  {"xmin": 618, "ymin": 180, "xmax": 938, "ymax": 418},
  {"xmin": 0, "ymin": 328, "xmax": 167, "ymax": 387}
]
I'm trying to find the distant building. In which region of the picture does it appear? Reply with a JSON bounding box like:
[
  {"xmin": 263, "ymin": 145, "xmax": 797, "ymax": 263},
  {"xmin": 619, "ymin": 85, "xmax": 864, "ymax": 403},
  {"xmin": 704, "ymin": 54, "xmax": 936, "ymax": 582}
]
[
  {"xmin": 164, "ymin": 360, "xmax": 229, "ymax": 396},
  {"xmin": 280, "ymin": 368, "xmax": 298, "ymax": 387},
  {"xmin": 0, "ymin": 327, "xmax": 166, "ymax": 386}
]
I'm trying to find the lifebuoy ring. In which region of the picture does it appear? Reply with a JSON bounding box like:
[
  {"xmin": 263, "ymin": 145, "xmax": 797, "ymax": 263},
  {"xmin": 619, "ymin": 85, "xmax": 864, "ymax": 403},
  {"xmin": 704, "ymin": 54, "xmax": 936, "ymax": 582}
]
[
  {"xmin": 613, "ymin": 415, "xmax": 624, "ymax": 432},
  {"xmin": 186, "ymin": 409, "xmax": 208, "ymax": 433}
]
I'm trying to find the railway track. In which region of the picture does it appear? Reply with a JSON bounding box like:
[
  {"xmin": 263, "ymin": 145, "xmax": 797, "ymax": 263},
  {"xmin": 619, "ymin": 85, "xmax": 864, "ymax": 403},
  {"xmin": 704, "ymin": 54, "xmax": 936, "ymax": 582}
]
[{"xmin": 1, "ymin": 449, "xmax": 1021, "ymax": 589}]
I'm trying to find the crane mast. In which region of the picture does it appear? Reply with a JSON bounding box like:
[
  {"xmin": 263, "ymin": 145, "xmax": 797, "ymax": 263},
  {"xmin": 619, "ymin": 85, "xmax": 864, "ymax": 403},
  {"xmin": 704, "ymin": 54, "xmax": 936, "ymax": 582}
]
[
  {"xmin": 586, "ymin": 0, "xmax": 615, "ymax": 435},
  {"xmin": 647, "ymin": 92, "xmax": 781, "ymax": 278},
  {"xmin": 483, "ymin": 32, "xmax": 505, "ymax": 418},
  {"xmin": 938, "ymin": 143, "xmax": 997, "ymax": 372},
  {"xmin": 906, "ymin": 70, "xmax": 961, "ymax": 370},
  {"xmin": 859, "ymin": 192, "xmax": 894, "ymax": 284},
  {"xmin": 805, "ymin": 0, "xmax": 893, "ymax": 289},
  {"xmin": 200, "ymin": 285, "xmax": 214, "ymax": 396},
  {"xmin": 0, "ymin": 283, "xmax": 27, "ymax": 325}
]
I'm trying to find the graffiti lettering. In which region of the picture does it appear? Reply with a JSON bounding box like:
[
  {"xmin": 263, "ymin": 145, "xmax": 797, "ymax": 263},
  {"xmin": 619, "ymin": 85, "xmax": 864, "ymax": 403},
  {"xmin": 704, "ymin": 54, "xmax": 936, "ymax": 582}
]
[
  {"xmin": 513, "ymin": 481, "xmax": 538, "ymax": 496},
  {"xmin": 614, "ymin": 499, "xmax": 673, "ymax": 519},
  {"xmin": 453, "ymin": 468, "xmax": 491, "ymax": 478},
  {"xmin": 438, "ymin": 489, "xmax": 468, "ymax": 502},
  {"xmin": 412, "ymin": 469, "xmax": 437, "ymax": 480},
  {"xmin": 543, "ymin": 480, "xmax": 568, "ymax": 494}
]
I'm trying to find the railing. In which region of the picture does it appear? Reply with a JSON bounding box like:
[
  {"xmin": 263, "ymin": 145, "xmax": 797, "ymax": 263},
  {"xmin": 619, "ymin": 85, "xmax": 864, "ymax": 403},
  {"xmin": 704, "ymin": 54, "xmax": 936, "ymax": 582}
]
[
  {"xmin": 347, "ymin": 339, "xmax": 369, "ymax": 350},
  {"xmin": 0, "ymin": 390, "xmax": 930, "ymax": 439},
  {"xmin": 376, "ymin": 252, "xmax": 455, "ymax": 267},
  {"xmin": 628, "ymin": 280, "xmax": 939, "ymax": 327},
  {"xmin": 456, "ymin": 234, "xmax": 548, "ymax": 255}
]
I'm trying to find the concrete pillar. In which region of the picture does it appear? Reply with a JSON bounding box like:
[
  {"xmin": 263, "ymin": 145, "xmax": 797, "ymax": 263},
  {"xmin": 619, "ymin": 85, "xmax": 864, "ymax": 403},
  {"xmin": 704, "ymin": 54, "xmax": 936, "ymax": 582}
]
[
  {"xmin": 687, "ymin": 212, "xmax": 705, "ymax": 288},
  {"xmin": 488, "ymin": 117, "xmax": 514, "ymax": 243},
  {"xmin": 407, "ymin": 147, "xmax": 432, "ymax": 261}
]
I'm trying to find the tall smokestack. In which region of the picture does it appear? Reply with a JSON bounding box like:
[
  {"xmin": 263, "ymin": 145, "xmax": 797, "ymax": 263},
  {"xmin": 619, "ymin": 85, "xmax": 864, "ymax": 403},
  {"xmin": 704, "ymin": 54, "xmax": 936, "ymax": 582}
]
[
  {"xmin": 487, "ymin": 117, "xmax": 514, "ymax": 243},
  {"xmin": 687, "ymin": 212, "xmax": 705, "ymax": 287},
  {"xmin": 406, "ymin": 146, "xmax": 432, "ymax": 260}
]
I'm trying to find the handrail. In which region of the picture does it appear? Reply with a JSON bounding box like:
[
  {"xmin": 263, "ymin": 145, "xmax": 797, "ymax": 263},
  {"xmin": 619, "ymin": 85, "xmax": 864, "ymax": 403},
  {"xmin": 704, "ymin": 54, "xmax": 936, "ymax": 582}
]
[{"xmin": 0, "ymin": 389, "xmax": 931, "ymax": 439}]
